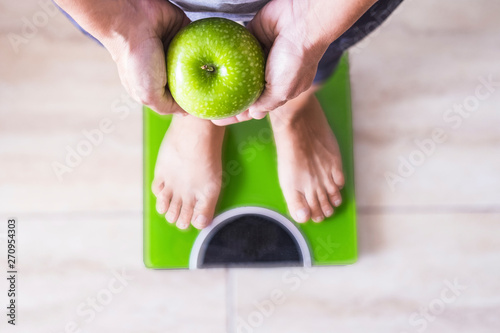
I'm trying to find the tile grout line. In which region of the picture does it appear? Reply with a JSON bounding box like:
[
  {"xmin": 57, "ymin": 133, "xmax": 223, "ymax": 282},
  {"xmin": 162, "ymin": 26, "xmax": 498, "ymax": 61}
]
[
  {"xmin": 0, "ymin": 210, "xmax": 143, "ymax": 219},
  {"xmin": 4, "ymin": 206, "xmax": 500, "ymax": 219},
  {"xmin": 357, "ymin": 205, "xmax": 500, "ymax": 214},
  {"xmin": 225, "ymin": 268, "xmax": 236, "ymax": 333}
]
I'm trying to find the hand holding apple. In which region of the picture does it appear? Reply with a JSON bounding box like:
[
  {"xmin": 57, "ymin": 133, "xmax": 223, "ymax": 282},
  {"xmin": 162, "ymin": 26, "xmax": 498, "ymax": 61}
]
[
  {"xmin": 166, "ymin": 18, "xmax": 265, "ymax": 120},
  {"xmin": 55, "ymin": 0, "xmax": 190, "ymax": 115},
  {"xmin": 212, "ymin": 0, "xmax": 377, "ymax": 126}
]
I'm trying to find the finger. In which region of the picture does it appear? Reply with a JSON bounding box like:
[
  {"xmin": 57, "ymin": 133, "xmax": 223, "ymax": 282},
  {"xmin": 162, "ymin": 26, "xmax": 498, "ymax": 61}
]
[
  {"xmin": 119, "ymin": 37, "xmax": 188, "ymax": 116},
  {"xmin": 211, "ymin": 116, "xmax": 239, "ymax": 126},
  {"xmin": 236, "ymin": 110, "xmax": 253, "ymax": 122},
  {"xmin": 144, "ymin": 88, "xmax": 187, "ymax": 116},
  {"xmin": 211, "ymin": 110, "xmax": 253, "ymax": 126},
  {"xmin": 248, "ymin": 86, "xmax": 288, "ymax": 116},
  {"xmin": 249, "ymin": 110, "xmax": 268, "ymax": 119},
  {"xmin": 246, "ymin": 12, "xmax": 275, "ymax": 51},
  {"xmin": 159, "ymin": 5, "xmax": 191, "ymax": 45}
]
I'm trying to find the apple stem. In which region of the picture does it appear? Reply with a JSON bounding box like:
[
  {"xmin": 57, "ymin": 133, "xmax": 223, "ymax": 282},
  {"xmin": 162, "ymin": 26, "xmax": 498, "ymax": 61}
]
[{"xmin": 201, "ymin": 64, "xmax": 215, "ymax": 72}]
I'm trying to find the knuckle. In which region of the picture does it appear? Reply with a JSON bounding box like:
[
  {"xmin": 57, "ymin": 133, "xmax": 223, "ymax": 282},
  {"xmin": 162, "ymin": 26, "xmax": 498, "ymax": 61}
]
[
  {"xmin": 155, "ymin": 108, "xmax": 170, "ymax": 115},
  {"xmin": 134, "ymin": 86, "xmax": 159, "ymax": 106},
  {"xmin": 284, "ymin": 90, "xmax": 297, "ymax": 101},
  {"xmin": 273, "ymin": 85, "xmax": 299, "ymax": 103},
  {"xmin": 137, "ymin": 93, "xmax": 155, "ymax": 106}
]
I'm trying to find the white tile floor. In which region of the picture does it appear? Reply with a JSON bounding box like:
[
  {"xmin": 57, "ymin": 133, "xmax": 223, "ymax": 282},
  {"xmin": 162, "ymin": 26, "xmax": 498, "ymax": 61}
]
[
  {"xmin": 233, "ymin": 214, "xmax": 500, "ymax": 333},
  {"xmin": 15, "ymin": 214, "xmax": 227, "ymax": 333},
  {"xmin": 0, "ymin": 0, "xmax": 499, "ymax": 332}
]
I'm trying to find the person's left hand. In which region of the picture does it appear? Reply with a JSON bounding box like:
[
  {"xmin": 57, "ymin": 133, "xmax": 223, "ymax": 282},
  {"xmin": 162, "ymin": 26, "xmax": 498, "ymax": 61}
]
[
  {"xmin": 211, "ymin": 0, "xmax": 331, "ymax": 126},
  {"xmin": 211, "ymin": 0, "xmax": 376, "ymax": 126}
]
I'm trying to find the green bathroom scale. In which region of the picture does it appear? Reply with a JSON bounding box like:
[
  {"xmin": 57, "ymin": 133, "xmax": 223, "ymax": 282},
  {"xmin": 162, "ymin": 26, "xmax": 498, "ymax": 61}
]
[{"xmin": 144, "ymin": 55, "xmax": 357, "ymax": 269}]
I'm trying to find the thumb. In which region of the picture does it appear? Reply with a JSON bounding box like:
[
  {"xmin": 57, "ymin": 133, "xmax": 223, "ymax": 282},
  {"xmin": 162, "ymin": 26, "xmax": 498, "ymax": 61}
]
[
  {"xmin": 116, "ymin": 37, "xmax": 187, "ymax": 116},
  {"xmin": 145, "ymin": 88, "xmax": 186, "ymax": 115},
  {"xmin": 248, "ymin": 84, "xmax": 287, "ymax": 117},
  {"xmin": 246, "ymin": 9, "xmax": 276, "ymax": 51}
]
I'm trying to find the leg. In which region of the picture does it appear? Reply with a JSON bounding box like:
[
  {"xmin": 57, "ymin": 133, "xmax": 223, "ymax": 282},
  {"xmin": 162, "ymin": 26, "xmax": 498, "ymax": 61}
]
[
  {"xmin": 272, "ymin": 0, "xmax": 404, "ymax": 223},
  {"xmin": 270, "ymin": 84, "xmax": 344, "ymax": 223},
  {"xmin": 152, "ymin": 115, "xmax": 225, "ymax": 229}
]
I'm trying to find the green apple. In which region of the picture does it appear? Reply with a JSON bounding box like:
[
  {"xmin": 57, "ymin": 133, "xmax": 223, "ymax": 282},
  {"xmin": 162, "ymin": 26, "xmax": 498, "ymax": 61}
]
[{"xmin": 167, "ymin": 18, "xmax": 265, "ymax": 120}]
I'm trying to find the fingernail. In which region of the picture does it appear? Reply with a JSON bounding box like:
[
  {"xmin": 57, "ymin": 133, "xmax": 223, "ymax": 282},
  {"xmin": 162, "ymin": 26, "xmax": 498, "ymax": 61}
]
[
  {"xmin": 194, "ymin": 215, "xmax": 207, "ymax": 228},
  {"xmin": 295, "ymin": 209, "xmax": 308, "ymax": 222},
  {"xmin": 334, "ymin": 200, "xmax": 342, "ymax": 207},
  {"xmin": 325, "ymin": 209, "xmax": 333, "ymax": 217}
]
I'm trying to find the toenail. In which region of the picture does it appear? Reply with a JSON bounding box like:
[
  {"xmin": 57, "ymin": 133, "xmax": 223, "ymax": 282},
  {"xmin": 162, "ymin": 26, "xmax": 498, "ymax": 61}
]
[
  {"xmin": 334, "ymin": 200, "xmax": 342, "ymax": 207},
  {"xmin": 325, "ymin": 209, "xmax": 333, "ymax": 217},
  {"xmin": 156, "ymin": 203, "xmax": 164, "ymax": 213},
  {"xmin": 313, "ymin": 216, "xmax": 324, "ymax": 223},
  {"xmin": 295, "ymin": 209, "xmax": 308, "ymax": 222},
  {"xmin": 194, "ymin": 215, "xmax": 207, "ymax": 228},
  {"xmin": 166, "ymin": 212, "xmax": 175, "ymax": 223}
]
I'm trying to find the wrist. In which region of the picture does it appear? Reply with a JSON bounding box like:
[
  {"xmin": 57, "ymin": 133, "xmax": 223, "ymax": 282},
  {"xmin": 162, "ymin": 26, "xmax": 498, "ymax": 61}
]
[
  {"xmin": 55, "ymin": 0, "xmax": 160, "ymax": 58},
  {"xmin": 306, "ymin": 0, "xmax": 378, "ymax": 46}
]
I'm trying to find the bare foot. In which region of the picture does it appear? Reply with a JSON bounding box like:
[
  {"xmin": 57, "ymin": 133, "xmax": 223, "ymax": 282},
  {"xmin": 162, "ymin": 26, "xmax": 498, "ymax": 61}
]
[
  {"xmin": 270, "ymin": 86, "xmax": 345, "ymax": 223},
  {"xmin": 152, "ymin": 115, "xmax": 225, "ymax": 229}
]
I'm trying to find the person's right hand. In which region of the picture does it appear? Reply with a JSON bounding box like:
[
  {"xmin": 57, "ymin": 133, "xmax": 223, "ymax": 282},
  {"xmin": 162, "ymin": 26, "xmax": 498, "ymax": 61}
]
[{"xmin": 56, "ymin": 0, "xmax": 190, "ymax": 115}]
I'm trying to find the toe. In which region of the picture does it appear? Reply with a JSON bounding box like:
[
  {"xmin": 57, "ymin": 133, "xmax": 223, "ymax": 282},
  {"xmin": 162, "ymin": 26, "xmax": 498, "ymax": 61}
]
[
  {"xmin": 327, "ymin": 184, "xmax": 342, "ymax": 208},
  {"xmin": 192, "ymin": 193, "xmax": 219, "ymax": 229},
  {"xmin": 317, "ymin": 189, "xmax": 334, "ymax": 218},
  {"xmin": 332, "ymin": 169, "xmax": 345, "ymax": 189},
  {"xmin": 151, "ymin": 177, "xmax": 164, "ymax": 196},
  {"xmin": 305, "ymin": 191, "xmax": 324, "ymax": 223},
  {"xmin": 325, "ymin": 176, "xmax": 343, "ymax": 208},
  {"xmin": 156, "ymin": 189, "xmax": 172, "ymax": 215},
  {"xmin": 283, "ymin": 189, "xmax": 310, "ymax": 223},
  {"xmin": 176, "ymin": 198, "xmax": 195, "ymax": 230},
  {"xmin": 165, "ymin": 197, "xmax": 181, "ymax": 223},
  {"xmin": 330, "ymin": 193, "xmax": 342, "ymax": 208}
]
